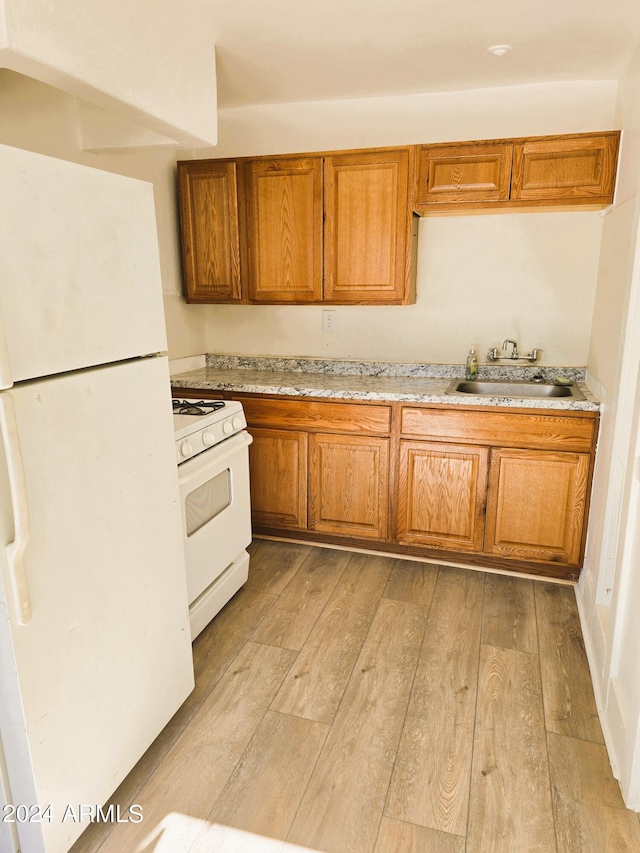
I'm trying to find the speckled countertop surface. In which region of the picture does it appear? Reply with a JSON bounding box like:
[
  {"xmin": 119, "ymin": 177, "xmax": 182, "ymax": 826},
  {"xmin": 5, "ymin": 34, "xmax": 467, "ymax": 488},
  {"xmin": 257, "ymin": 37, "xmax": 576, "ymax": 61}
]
[{"xmin": 170, "ymin": 356, "xmax": 600, "ymax": 411}]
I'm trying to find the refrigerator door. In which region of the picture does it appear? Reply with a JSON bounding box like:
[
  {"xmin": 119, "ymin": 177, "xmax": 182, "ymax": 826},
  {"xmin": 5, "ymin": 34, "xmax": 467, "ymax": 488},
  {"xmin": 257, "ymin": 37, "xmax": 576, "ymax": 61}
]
[
  {"xmin": 0, "ymin": 143, "xmax": 167, "ymax": 386},
  {"xmin": 0, "ymin": 356, "xmax": 194, "ymax": 853}
]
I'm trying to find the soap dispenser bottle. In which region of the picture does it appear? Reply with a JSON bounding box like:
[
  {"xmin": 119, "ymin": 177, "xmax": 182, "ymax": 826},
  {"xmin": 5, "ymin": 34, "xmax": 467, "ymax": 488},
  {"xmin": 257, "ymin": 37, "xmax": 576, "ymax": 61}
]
[{"xmin": 465, "ymin": 348, "xmax": 478, "ymax": 380}]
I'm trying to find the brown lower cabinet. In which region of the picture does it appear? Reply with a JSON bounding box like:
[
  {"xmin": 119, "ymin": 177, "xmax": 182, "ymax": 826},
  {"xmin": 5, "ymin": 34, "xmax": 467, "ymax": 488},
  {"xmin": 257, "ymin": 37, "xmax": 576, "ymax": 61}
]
[
  {"xmin": 242, "ymin": 398, "xmax": 392, "ymax": 541},
  {"xmin": 171, "ymin": 388, "xmax": 599, "ymax": 580},
  {"xmin": 308, "ymin": 433, "xmax": 389, "ymax": 539},
  {"xmin": 484, "ymin": 447, "xmax": 591, "ymax": 565},
  {"xmin": 249, "ymin": 427, "xmax": 308, "ymax": 529},
  {"xmin": 396, "ymin": 440, "xmax": 488, "ymax": 552}
]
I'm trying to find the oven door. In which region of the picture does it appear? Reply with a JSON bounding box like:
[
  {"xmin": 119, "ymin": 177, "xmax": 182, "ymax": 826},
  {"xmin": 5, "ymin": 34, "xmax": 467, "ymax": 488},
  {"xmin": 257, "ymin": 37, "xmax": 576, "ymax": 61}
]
[{"xmin": 178, "ymin": 430, "xmax": 253, "ymax": 604}]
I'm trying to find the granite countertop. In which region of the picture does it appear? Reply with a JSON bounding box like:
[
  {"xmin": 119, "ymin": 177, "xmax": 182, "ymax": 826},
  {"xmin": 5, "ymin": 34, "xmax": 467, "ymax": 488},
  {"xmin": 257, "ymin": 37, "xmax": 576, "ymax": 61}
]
[{"xmin": 171, "ymin": 356, "xmax": 601, "ymax": 412}]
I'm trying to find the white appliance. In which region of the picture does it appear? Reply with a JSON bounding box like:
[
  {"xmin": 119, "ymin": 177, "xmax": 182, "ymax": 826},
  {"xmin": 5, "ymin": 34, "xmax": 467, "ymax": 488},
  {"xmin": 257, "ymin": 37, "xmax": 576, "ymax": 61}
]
[
  {"xmin": 173, "ymin": 398, "xmax": 253, "ymax": 640},
  {"xmin": 0, "ymin": 144, "xmax": 194, "ymax": 853}
]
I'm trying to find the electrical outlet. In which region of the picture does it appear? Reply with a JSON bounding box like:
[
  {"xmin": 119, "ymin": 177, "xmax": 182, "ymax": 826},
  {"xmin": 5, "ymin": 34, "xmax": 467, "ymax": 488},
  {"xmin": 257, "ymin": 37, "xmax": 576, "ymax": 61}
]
[{"xmin": 322, "ymin": 310, "xmax": 337, "ymax": 332}]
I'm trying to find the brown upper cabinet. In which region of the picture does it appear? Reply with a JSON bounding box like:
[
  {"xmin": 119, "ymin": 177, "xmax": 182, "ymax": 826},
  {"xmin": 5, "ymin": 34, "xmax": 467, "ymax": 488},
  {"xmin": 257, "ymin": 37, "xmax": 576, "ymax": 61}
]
[
  {"xmin": 322, "ymin": 149, "xmax": 413, "ymax": 304},
  {"xmin": 242, "ymin": 148, "xmax": 415, "ymax": 305},
  {"xmin": 414, "ymin": 131, "xmax": 620, "ymax": 213},
  {"xmin": 177, "ymin": 160, "xmax": 242, "ymax": 303},
  {"xmin": 415, "ymin": 142, "xmax": 513, "ymax": 208},
  {"xmin": 178, "ymin": 147, "xmax": 416, "ymax": 305},
  {"xmin": 510, "ymin": 134, "xmax": 620, "ymax": 204},
  {"xmin": 177, "ymin": 131, "xmax": 620, "ymax": 303},
  {"xmin": 244, "ymin": 156, "xmax": 323, "ymax": 303}
]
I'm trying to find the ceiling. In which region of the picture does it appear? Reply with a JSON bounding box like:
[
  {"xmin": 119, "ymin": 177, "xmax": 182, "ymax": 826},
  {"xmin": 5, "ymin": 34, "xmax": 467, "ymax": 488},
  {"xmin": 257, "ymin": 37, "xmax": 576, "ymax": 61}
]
[{"xmin": 197, "ymin": 0, "xmax": 640, "ymax": 109}]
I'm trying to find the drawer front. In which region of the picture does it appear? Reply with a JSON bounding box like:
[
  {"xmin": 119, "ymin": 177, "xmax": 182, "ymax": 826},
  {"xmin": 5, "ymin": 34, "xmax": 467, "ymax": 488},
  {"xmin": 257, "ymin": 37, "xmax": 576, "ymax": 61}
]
[
  {"xmin": 401, "ymin": 407, "xmax": 596, "ymax": 453},
  {"xmin": 241, "ymin": 397, "xmax": 392, "ymax": 435}
]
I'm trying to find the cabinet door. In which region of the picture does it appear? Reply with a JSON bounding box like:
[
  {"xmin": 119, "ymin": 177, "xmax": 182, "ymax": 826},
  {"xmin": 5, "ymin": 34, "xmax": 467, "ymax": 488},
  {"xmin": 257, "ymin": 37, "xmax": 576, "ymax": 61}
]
[
  {"xmin": 414, "ymin": 142, "xmax": 513, "ymax": 209},
  {"xmin": 177, "ymin": 160, "xmax": 242, "ymax": 302},
  {"xmin": 396, "ymin": 440, "xmax": 489, "ymax": 551},
  {"xmin": 245, "ymin": 157, "xmax": 323, "ymax": 302},
  {"xmin": 511, "ymin": 133, "xmax": 620, "ymax": 205},
  {"xmin": 308, "ymin": 433, "xmax": 389, "ymax": 540},
  {"xmin": 249, "ymin": 427, "xmax": 308, "ymax": 529},
  {"xmin": 485, "ymin": 448, "xmax": 590, "ymax": 565},
  {"xmin": 323, "ymin": 149, "xmax": 412, "ymax": 304}
]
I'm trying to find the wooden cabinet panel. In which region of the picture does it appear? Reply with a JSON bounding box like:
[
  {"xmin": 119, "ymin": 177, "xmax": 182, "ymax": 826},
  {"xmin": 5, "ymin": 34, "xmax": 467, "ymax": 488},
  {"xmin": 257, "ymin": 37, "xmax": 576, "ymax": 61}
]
[
  {"xmin": 511, "ymin": 133, "xmax": 619, "ymax": 204},
  {"xmin": 308, "ymin": 433, "xmax": 389, "ymax": 539},
  {"xmin": 413, "ymin": 132, "xmax": 620, "ymax": 213},
  {"xmin": 241, "ymin": 397, "xmax": 391, "ymax": 436},
  {"xmin": 396, "ymin": 440, "xmax": 488, "ymax": 551},
  {"xmin": 415, "ymin": 142, "xmax": 512, "ymax": 208},
  {"xmin": 485, "ymin": 448, "xmax": 590, "ymax": 565},
  {"xmin": 323, "ymin": 149, "xmax": 412, "ymax": 304},
  {"xmin": 178, "ymin": 160, "xmax": 242, "ymax": 302},
  {"xmin": 400, "ymin": 407, "xmax": 596, "ymax": 453},
  {"xmin": 248, "ymin": 427, "xmax": 308, "ymax": 529},
  {"xmin": 245, "ymin": 157, "xmax": 323, "ymax": 302}
]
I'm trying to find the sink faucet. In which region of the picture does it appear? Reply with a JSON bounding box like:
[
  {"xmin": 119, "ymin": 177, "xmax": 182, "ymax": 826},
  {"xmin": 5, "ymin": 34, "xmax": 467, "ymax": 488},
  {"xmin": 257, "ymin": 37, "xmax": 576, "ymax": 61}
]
[
  {"xmin": 487, "ymin": 341, "xmax": 541, "ymax": 363},
  {"xmin": 502, "ymin": 339, "xmax": 518, "ymax": 359}
]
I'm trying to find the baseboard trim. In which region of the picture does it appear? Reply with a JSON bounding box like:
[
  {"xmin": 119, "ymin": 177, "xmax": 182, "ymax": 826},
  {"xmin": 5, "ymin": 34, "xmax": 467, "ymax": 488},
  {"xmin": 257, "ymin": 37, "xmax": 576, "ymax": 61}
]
[{"xmin": 252, "ymin": 533, "xmax": 575, "ymax": 586}]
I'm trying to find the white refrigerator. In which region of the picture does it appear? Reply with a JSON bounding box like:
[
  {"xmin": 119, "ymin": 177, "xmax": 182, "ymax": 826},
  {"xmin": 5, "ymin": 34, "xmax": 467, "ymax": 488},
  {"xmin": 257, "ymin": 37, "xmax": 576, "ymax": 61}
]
[{"xmin": 0, "ymin": 144, "xmax": 194, "ymax": 853}]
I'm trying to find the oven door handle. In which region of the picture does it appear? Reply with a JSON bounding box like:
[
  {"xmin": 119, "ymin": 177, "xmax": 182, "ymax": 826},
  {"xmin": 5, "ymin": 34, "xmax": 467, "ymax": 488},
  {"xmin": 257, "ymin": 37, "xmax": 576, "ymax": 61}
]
[{"xmin": 178, "ymin": 430, "xmax": 253, "ymax": 487}]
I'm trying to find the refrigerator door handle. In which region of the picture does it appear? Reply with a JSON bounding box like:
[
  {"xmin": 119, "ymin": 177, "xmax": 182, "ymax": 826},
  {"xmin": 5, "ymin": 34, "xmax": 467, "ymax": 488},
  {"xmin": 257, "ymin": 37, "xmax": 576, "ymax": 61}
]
[
  {"xmin": 0, "ymin": 395, "xmax": 31, "ymax": 625},
  {"xmin": 0, "ymin": 305, "xmax": 13, "ymax": 390}
]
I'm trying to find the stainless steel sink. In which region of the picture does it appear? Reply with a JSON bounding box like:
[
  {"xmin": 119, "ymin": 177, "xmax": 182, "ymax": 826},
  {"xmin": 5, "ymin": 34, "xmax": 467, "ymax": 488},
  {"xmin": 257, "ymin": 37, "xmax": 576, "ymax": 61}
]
[{"xmin": 445, "ymin": 379, "xmax": 585, "ymax": 400}]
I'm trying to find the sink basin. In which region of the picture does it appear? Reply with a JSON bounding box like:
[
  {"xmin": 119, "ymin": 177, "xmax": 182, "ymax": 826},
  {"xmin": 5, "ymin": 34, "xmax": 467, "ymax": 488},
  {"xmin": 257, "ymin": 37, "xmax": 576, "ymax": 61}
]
[{"xmin": 445, "ymin": 379, "xmax": 585, "ymax": 400}]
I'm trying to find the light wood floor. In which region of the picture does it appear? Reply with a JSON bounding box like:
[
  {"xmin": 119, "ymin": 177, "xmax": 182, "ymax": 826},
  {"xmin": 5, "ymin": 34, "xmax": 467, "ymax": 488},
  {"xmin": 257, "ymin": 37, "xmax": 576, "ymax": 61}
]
[{"xmin": 73, "ymin": 540, "xmax": 640, "ymax": 853}]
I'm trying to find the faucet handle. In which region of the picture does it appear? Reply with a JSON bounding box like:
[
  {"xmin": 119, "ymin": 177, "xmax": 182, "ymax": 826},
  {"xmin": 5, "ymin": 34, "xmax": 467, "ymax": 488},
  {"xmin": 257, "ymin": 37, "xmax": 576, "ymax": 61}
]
[{"xmin": 487, "ymin": 347, "xmax": 499, "ymax": 362}]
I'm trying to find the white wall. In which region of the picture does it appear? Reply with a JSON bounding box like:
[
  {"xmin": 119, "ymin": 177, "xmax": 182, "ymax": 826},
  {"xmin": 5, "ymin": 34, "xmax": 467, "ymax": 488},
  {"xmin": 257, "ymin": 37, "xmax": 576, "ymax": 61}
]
[
  {"xmin": 205, "ymin": 213, "xmax": 603, "ymax": 365},
  {"xmin": 0, "ymin": 0, "xmax": 218, "ymax": 147},
  {"xmin": 192, "ymin": 80, "xmax": 616, "ymax": 365},
  {"xmin": 578, "ymin": 45, "xmax": 640, "ymax": 808},
  {"xmin": 206, "ymin": 80, "xmax": 618, "ymax": 159}
]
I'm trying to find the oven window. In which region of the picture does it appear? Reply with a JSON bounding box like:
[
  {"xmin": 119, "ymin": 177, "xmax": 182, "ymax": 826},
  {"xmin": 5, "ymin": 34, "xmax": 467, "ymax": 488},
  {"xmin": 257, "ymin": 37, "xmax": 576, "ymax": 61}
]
[{"xmin": 185, "ymin": 469, "xmax": 232, "ymax": 537}]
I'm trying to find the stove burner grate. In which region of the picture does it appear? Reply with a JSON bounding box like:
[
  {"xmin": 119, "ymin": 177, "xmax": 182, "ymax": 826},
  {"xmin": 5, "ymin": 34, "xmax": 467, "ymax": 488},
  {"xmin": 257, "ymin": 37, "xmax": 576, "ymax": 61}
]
[{"xmin": 172, "ymin": 399, "xmax": 226, "ymax": 416}]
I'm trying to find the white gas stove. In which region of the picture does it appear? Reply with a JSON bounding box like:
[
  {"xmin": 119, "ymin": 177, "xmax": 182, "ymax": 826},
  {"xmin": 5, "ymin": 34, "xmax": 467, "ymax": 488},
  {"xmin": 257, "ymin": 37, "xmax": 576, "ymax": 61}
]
[
  {"xmin": 172, "ymin": 397, "xmax": 253, "ymax": 640},
  {"xmin": 173, "ymin": 398, "xmax": 247, "ymax": 464}
]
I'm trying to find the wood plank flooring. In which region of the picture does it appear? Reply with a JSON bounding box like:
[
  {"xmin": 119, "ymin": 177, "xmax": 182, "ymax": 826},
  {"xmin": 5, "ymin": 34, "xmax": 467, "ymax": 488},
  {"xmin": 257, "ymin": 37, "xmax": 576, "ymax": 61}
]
[{"xmin": 72, "ymin": 540, "xmax": 640, "ymax": 853}]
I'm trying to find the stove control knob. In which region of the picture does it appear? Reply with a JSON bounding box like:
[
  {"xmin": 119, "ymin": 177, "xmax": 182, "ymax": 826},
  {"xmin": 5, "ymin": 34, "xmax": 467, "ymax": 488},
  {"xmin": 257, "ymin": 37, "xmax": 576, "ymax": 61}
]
[
  {"xmin": 180, "ymin": 441, "xmax": 193, "ymax": 458},
  {"xmin": 232, "ymin": 416, "xmax": 243, "ymax": 430},
  {"xmin": 223, "ymin": 420, "xmax": 234, "ymax": 435},
  {"xmin": 202, "ymin": 431, "xmax": 215, "ymax": 447}
]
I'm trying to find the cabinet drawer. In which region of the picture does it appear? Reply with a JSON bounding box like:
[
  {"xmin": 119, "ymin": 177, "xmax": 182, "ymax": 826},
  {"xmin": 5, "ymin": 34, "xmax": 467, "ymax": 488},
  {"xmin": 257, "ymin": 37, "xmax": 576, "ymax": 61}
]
[
  {"xmin": 401, "ymin": 407, "xmax": 596, "ymax": 452},
  {"xmin": 241, "ymin": 397, "xmax": 392, "ymax": 435}
]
